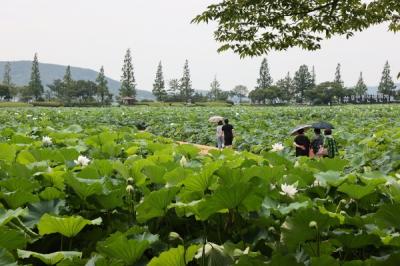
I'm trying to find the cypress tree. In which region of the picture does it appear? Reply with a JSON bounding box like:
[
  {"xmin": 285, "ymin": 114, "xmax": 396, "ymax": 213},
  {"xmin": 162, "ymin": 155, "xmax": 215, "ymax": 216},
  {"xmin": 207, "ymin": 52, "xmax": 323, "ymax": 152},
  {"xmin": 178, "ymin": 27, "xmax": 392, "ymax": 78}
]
[
  {"xmin": 276, "ymin": 72, "xmax": 295, "ymax": 102},
  {"xmin": 256, "ymin": 58, "xmax": 273, "ymax": 89},
  {"xmin": 179, "ymin": 60, "xmax": 193, "ymax": 102},
  {"xmin": 208, "ymin": 76, "xmax": 222, "ymax": 101},
  {"xmin": 63, "ymin": 65, "xmax": 74, "ymax": 102},
  {"xmin": 96, "ymin": 66, "xmax": 109, "ymax": 104},
  {"xmin": 354, "ymin": 72, "xmax": 368, "ymax": 97},
  {"xmin": 2, "ymin": 62, "xmax": 16, "ymax": 100},
  {"xmin": 28, "ymin": 53, "xmax": 44, "ymax": 100},
  {"xmin": 152, "ymin": 61, "xmax": 167, "ymax": 101},
  {"xmin": 378, "ymin": 61, "xmax": 396, "ymax": 101},
  {"xmin": 334, "ymin": 63, "xmax": 344, "ymax": 88},
  {"xmin": 120, "ymin": 49, "xmax": 136, "ymax": 99}
]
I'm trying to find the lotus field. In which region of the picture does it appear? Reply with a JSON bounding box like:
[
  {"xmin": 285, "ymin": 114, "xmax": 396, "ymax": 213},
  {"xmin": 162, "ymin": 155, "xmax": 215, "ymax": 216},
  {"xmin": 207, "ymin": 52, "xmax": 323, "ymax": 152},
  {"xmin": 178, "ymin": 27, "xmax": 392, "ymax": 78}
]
[{"xmin": 1, "ymin": 105, "xmax": 400, "ymax": 265}]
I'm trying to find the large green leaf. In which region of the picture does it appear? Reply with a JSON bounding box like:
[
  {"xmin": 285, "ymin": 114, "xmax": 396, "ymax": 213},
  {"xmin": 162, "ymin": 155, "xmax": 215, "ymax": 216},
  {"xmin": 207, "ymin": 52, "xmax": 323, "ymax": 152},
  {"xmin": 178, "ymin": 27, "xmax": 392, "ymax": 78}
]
[
  {"xmin": 37, "ymin": 214, "xmax": 102, "ymax": 237},
  {"xmin": 0, "ymin": 208, "xmax": 27, "ymax": 226},
  {"xmin": 0, "ymin": 227, "xmax": 27, "ymax": 250},
  {"xmin": 314, "ymin": 171, "xmax": 346, "ymax": 187},
  {"xmin": 148, "ymin": 245, "xmax": 198, "ymax": 266},
  {"xmin": 0, "ymin": 248, "xmax": 17, "ymax": 266},
  {"xmin": 96, "ymin": 232, "xmax": 149, "ymax": 265},
  {"xmin": 281, "ymin": 208, "xmax": 340, "ymax": 250},
  {"xmin": 136, "ymin": 187, "xmax": 179, "ymax": 223},
  {"xmin": 338, "ymin": 183, "xmax": 376, "ymax": 200},
  {"xmin": 196, "ymin": 182, "xmax": 262, "ymax": 220},
  {"xmin": 17, "ymin": 249, "xmax": 82, "ymax": 265},
  {"xmin": 65, "ymin": 175, "xmax": 104, "ymax": 200},
  {"xmin": 373, "ymin": 203, "xmax": 400, "ymax": 230},
  {"xmin": 0, "ymin": 190, "xmax": 39, "ymax": 209},
  {"xmin": 22, "ymin": 199, "xmax": 65, "ymax": 228},
  {"xmin": 0, "ymin": 144, "xmax": 16, "ymax": 163}
]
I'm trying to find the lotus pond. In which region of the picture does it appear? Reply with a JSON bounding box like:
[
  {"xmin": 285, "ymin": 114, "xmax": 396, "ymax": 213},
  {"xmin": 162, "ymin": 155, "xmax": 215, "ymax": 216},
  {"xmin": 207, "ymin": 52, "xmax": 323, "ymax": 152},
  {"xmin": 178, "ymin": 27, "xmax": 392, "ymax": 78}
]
[{"xmin": 0, "ymin": 105, "xmax": 400, "ymax": 265}]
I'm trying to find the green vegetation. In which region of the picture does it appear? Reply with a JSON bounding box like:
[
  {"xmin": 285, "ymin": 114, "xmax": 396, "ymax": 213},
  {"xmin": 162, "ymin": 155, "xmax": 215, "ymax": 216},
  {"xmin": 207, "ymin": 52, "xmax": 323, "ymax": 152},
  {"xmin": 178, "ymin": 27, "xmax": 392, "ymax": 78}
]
[
  {"xmin": 193, "ymin": 0, "xmax": 400, "ymax": 56},
  {"xmin": 1, "ymin": 105, "xmax": 400, "ymax": 265}
]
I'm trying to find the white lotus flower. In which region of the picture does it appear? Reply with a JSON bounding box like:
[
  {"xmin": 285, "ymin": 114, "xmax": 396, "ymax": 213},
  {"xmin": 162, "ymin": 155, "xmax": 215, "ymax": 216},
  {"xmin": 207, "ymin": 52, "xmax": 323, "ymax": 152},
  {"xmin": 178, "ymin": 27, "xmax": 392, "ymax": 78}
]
[
  {"xmin": 27, "ymin": 114, "xmax": 33, "ymax": 118},
  {"xmin": 74, "ymin": 155, "xmax": 91, "ymax": 167},
  {"xmin": 280, "ymin": 183, "xmax": 298, "ymax": 198},
  {"xmin": 271, "ymin": 143, "xmax": 284, "ymax": 152},
  {"xmin": 42, "ymin": 136, "xmax": 53, "ymax": 146},
  {"xmin": 180, "ymin": 156, "xmax": 188, "ymax": 167},
  {"xmin": 194, "ymin": 243, "xmax": 224, "ymax": 259}
]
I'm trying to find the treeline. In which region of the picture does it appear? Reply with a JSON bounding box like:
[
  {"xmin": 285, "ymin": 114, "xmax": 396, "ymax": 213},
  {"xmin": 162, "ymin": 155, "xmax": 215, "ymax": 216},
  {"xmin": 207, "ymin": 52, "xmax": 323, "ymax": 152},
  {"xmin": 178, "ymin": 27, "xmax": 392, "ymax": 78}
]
[
  {"xmin": 1, "ymin": 50, "xmax": 398, "ymax": 105},
  {"xmin": 249, "ymin": 58, "xmax": 399, "ymax": 105},
  {"xmin": 0, "ymin": 54, "xmax": 112, "ymax": 105}
]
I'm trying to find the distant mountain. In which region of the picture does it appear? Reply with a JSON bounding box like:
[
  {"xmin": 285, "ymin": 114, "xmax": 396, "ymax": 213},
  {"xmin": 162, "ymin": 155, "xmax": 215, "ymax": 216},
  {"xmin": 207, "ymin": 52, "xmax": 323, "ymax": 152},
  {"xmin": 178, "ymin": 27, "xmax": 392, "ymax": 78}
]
[{"xmin": 0, "ymin": 61, "xmax": 154, "ymax": 100}]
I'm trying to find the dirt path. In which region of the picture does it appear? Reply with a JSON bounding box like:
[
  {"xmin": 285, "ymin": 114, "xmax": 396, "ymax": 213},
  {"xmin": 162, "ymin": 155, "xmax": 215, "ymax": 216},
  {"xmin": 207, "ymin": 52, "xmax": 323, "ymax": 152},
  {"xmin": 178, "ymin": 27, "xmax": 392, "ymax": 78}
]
[{"xmin": 177, "ymin": 141, "xmax": 218, "ymax": 155}]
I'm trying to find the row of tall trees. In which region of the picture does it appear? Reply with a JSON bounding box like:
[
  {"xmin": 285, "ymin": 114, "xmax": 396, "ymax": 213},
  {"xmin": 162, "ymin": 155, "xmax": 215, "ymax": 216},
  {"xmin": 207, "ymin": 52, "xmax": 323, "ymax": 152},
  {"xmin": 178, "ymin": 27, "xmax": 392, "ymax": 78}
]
[{"xmin": 249, "ymin": 58, "xmax": 399, "ymax": 105}]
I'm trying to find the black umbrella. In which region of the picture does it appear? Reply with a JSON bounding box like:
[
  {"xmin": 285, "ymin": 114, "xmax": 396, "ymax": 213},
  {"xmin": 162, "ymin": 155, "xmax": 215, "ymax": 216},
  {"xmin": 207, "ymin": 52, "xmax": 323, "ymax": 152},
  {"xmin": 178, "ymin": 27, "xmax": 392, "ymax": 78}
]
[
  {"xmin": 290, "ymin": 124, "xmax": 311, "ymax": 136},
  {"xmin": 312, "ymin": 121, "xmax": 335, "ymax": 129}
]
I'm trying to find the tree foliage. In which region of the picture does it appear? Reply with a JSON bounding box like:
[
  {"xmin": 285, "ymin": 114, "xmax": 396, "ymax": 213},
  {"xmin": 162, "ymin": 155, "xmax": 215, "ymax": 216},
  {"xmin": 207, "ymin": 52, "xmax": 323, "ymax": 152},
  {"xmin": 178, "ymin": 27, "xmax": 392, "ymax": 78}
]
[
  {"xmin": 193, "ymin": 0, "xmax": 400, "ymax": 57},
  {"xmin": 28, "ymin": 53, "xmax": 44, "ymax": 100},
  {"xmin": 179, "ymin": 60, "xmax": 194, "ymax": 102},
  {"xmin": 378, "ymin": 61, "xmax": 396, "ymax": 100},
  {"xmin": 354, "ymin": 72, "xmax": 368, "ymax": 97},
  {"xmin": 293, "ymin": 65, "xmax": 314, "ymax": 103},
  {"xmin": 152, "ymin": 61, "xmax": 167, "ymax": 101},
  {"xmin": 96, "ymin": 66, "xmax": 110, "ymax": 104},
  {"xmin": 120, "ymin": 49, "xmax": 136, "ymax": 99}
]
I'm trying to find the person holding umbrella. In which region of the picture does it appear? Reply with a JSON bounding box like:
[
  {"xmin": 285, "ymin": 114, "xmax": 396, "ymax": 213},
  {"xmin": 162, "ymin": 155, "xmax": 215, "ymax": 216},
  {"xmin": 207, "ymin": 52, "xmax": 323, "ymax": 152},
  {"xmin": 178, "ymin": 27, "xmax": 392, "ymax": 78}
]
[
  {"xmin": 310, "ymin": 128, "xmax": 324, "ymax": 157},
  {"xmin": 291, "ymin": 125, "xmax": 311, "ymax": 157},
  {"xmin": 216, "ymin": 120, "xmax": 224, "ymax": 149}
]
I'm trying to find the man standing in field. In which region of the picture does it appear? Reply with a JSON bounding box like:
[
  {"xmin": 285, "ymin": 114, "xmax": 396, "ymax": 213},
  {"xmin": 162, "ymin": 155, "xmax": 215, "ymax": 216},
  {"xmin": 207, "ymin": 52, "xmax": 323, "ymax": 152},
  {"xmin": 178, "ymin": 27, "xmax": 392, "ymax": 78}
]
[{"xmin": 222, "ymin": 118, "xmax": 234, "ymax": 148}]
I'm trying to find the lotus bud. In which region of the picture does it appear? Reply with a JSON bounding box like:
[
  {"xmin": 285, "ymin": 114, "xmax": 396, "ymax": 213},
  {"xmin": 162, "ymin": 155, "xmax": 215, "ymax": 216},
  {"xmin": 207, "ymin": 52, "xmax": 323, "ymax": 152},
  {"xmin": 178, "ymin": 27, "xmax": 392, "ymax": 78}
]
[
  {"xmin": 340, "ymin": 211, "xmax": 347, "ymax": 215},
  {"xmin": 126, "ymin": 185, "xmax": 134, "ymax": 194},
  {"xmin": 309, "ymin": 221, "xmax": 318, "ymax": 228},
  {"xmin": 168, "ymin": 232, "xmax": 183, "ymax": 242},
  {"xmin": 127, "ymin": 177, "xmax": 134, "ymax": 185}
]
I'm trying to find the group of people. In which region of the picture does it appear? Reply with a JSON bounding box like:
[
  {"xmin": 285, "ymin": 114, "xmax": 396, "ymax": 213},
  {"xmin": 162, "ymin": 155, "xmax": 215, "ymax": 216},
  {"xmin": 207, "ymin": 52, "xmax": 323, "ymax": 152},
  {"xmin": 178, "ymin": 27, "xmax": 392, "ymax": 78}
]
[
  {"xmin": 294, "ymin": 127, "xmax": 338, "ymax": 158},
  {"xmin": 216, "ymin": 119, "xmax": 234, "ymax": 149}
]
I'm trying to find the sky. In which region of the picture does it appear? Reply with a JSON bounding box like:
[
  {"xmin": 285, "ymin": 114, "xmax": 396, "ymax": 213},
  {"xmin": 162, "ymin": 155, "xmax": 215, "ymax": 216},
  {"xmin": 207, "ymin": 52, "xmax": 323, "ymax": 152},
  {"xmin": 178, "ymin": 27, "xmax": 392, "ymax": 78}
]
[{"xmin": 1, "ymin": 0, "xmax": 399, "ymax": 91}]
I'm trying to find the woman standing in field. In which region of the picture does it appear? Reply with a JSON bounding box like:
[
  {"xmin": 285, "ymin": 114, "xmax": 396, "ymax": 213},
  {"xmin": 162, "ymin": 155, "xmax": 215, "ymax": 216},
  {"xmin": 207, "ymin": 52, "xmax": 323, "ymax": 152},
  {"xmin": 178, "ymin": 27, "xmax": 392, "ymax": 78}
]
[
  {"xmin": 323, "ymin": 129, "xmax": 338, "ymax": 158},
  {"xmin": 310, "ymin": 128, "xmax": 324, "ymax": 157},
  {"xmin": 216, "ymin": 120, "xmax": 224, "ymax": 149},
  {"xmin": 293, "ymin": 129, "xmax": 310, "ymax": 157},
  {"xmin": 222, "ymin": 119, "xmax": 234, "ymax": 148}
]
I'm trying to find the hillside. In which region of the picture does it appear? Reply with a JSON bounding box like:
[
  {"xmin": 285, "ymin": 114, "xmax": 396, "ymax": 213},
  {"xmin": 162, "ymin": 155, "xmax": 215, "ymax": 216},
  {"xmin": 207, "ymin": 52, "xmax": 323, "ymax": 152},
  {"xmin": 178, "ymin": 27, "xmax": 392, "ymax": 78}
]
[{"xmin": 0, "ymin": 61, "xmax": 154, "ymax": 100}]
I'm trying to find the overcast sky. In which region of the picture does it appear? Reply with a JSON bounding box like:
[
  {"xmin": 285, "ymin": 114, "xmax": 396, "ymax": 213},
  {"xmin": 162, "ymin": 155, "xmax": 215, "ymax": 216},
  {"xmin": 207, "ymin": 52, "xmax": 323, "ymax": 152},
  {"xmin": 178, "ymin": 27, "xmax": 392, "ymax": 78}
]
[{"xmin": 1, "ymin": 0, "xmax": 399, "ymax": 91}]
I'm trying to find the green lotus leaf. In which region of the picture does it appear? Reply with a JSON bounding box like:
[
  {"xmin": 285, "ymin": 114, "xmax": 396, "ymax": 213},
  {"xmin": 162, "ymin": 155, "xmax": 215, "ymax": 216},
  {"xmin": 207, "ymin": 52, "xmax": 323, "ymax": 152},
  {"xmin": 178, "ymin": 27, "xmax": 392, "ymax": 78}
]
[
  {"xmin": 0, "ymin": 190, "xmax": 39, "ymax": 209},
  {"xmin": 0, "ymin": 208, "xmax": 27, "ymax": 226},
  {"xmin": 338, "ymin": 183, "xmax": 376, "ymax": 200},
  {"xmin": 16, "ymin": 150, "xmax": 37, "ymax": 165},
  {"xmin": 333, "ymin": 232, "xmax": 381, "ymax": 249},
  {"xmin": 136, "ymin": 187, "xmax": 179, "ymax": 223},
  {"xmin": 0, "ymin": 248, "xmax": 17, "ymax": 266},
  {"xmin": 142, "ymin": 165, "xmax": 167, "ymax": 184},
  {"xmin": 281, "ymin": 208, "xmax": 340, "ymax": 251},
  {"xmin": 148, "ymin": 245, "xmax": 198, "ymax": 266},
  {"xmin": 22, "ymin": 199, "xmax": 65, "ymax": 228},
  {"xmin": 39, "ymin": 187, "xmax": 65, "ymax": 201},
  {"xmin": 267, "ymin": 253, "xmax": 303, "ymax": 266},
  {"xmin": 0, "ymin": 144, "xmax": 16, "ymax": 163},
  {"xmin": 164, "ymin": 167, "xmax": 193, "ymax": 187},
  {"xmin": 196, "ymin": 182, "xmax": 261, "ymax": 220},
  {"xmin": 65, "ymin": 175, "xmax": 104, "ymax": 200},
  {"xmin": 310, "ymin": 255, "xmax": 339, "ymax": 266},
  {"xmin": 0, "ymin": 177, "xmax": 40, "ymax": 192},
  {"xmin": 17, "ymin": 249, "xmax": 82, "ymax": 265},
  {"xmin": 373, "ymin": 203, "xmax": 400, "ymax": 230},
  {"xmin": 0, "ymin": 227, "xmax": 27, "ymax": 250},
  {"xmin": 38, "ymin": 214, "xmax": 102, "ymax": 237},
  {"xmin": 314, "ymin": 171, "xmax": 346, "ymax": 187},
  {"xmin": 96, "ymin": 232, "xmax": 149, "ymax": 265}
]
